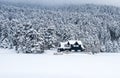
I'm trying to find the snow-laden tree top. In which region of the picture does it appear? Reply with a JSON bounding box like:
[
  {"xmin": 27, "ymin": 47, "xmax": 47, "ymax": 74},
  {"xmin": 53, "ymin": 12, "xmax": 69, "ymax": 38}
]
[{"xmin": 2, "ymin": 0, "xmax": 120, "ymax": 7}]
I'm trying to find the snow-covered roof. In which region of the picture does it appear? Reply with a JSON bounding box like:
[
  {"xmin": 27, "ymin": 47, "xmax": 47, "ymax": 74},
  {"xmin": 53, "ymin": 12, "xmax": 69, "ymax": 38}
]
[
  {"xmin": 59, "ymin": 40, "xmax": 84, "ymax": 48},
  {"xmin": 68, "ymin": 40, "xmax": 82, "ymax": 45},
  {"xmin": 59, "ymin": 42, "xmax": 68, "ymax": 48}
]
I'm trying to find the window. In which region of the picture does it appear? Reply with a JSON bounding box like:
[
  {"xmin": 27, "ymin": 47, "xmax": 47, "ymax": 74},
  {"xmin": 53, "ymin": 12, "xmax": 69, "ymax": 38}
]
[{"xmin": 74, "ymin": 45, "xmax": 79, "ymax": 47}]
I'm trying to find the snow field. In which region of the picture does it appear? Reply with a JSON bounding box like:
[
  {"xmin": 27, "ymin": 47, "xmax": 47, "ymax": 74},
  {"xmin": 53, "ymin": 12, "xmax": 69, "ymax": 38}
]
[{"xmin": 0, "ymin": 49, "xmax": 120, "ymax": 78}]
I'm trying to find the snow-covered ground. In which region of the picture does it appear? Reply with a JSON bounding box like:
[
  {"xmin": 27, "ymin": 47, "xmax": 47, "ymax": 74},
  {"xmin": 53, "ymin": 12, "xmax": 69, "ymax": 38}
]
[
  {"xmin": 0, "ymin": 48, "xmax": 16, "ymax": 54},
  {"xmin": 0, "ymin": 49, "xmax": 120, "ymax": 78}
]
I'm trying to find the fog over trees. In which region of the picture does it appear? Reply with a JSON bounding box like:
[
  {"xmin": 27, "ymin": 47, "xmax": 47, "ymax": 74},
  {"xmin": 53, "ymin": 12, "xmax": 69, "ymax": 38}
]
[
  {"xmin": 2, "ymin": 0, "xmax": 120, "ymax": 7},
  {"xmin": 0, "ymin": 1, "xmax": 120, "ymax": 53}
]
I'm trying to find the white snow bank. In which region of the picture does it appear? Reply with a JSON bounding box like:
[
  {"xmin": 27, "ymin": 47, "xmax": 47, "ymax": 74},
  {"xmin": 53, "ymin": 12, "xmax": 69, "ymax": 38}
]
[{"xmin": 0, "ymin": 48, "xmax": 16, "ymax": 54}]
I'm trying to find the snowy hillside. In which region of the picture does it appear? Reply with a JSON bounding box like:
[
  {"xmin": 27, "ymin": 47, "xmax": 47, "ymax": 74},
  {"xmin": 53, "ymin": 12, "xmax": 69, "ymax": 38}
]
[
  {"xmin": 0, "ymin": 2, "xmax": 120, "ymax": 53},
  {"xmin": 0, "ymin": 49, "xmax": 120, "ymax": 78},
  {"xmin": 0, "ymin": 1, "xmax": 120, "ymax": 78}
]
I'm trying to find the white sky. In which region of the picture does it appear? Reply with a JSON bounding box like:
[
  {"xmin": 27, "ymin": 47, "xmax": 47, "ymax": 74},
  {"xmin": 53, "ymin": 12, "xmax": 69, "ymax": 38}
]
[{"xmin": 2, "ymin": 0, "xmax": 120, "ymax": 6}]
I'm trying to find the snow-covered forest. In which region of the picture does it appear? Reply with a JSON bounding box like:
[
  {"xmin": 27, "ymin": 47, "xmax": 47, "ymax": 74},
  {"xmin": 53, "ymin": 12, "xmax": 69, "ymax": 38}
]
[{"xmin": 0, "ymin": 2, "xmax": 120, "ymax": 53}]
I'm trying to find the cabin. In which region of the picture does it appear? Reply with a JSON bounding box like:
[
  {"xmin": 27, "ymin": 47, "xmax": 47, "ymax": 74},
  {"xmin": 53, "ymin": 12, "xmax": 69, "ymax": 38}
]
[{"xmin": 57, "ymin": 40, "xmax": 85, "ymax": 52}]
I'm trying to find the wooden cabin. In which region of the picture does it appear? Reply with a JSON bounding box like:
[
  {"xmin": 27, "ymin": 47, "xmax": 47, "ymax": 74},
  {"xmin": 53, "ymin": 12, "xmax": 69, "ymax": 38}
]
[{"xmin": 57, "ymin": 40, "xmax": 85, "ymax": 52}]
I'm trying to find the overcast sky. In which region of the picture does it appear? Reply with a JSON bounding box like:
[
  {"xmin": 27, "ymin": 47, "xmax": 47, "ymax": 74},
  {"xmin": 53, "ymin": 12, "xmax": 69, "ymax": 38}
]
[{"xmin": 2, "ymin": 0, "xmax": 120, "ymax": 7}]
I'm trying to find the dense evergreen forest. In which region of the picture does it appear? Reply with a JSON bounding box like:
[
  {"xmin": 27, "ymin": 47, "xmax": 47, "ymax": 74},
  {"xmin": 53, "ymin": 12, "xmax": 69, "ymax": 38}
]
[{"xmin": 0, "ymin": 2, "xmax": 120, "ymax": 53}]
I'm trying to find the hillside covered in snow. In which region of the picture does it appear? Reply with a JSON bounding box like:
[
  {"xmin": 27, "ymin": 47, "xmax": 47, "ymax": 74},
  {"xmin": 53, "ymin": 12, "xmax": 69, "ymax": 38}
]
[{"xmin": 0, "ymin": 2, "xmax": 120, "ymax": 53}]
